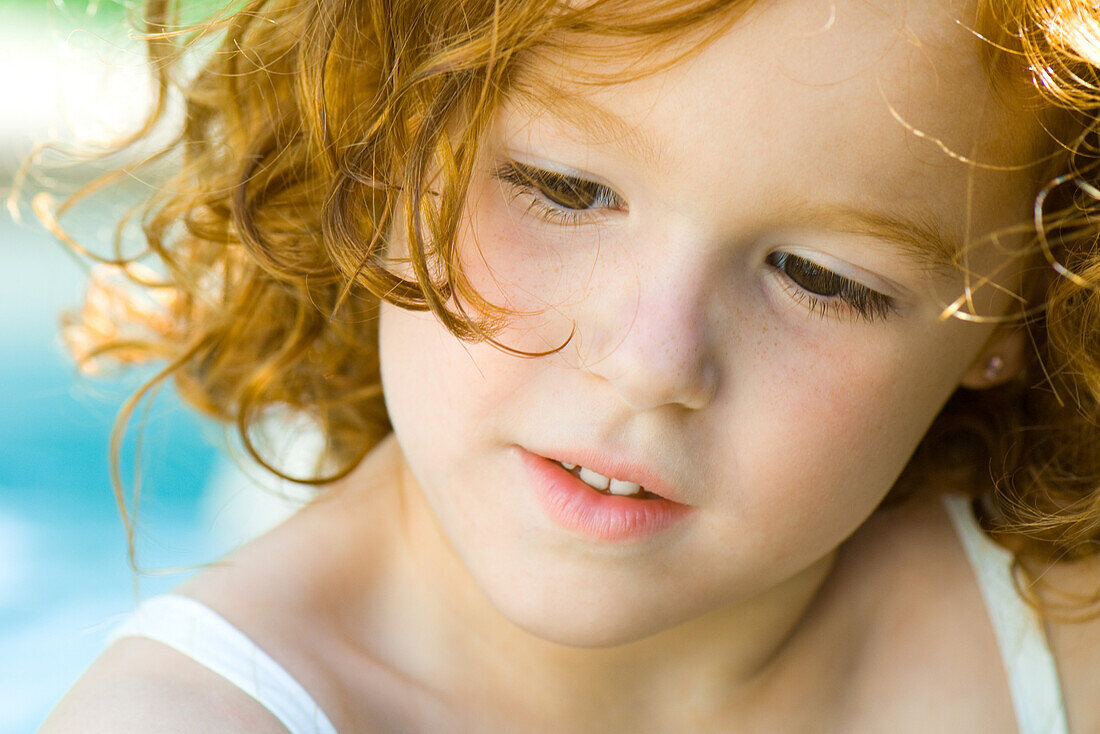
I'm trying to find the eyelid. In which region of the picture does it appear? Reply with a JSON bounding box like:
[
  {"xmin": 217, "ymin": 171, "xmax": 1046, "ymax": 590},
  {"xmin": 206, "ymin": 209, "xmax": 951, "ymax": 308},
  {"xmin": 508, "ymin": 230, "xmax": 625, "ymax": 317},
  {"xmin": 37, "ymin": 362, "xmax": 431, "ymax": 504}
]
[
  {"xmin": 778, "ymin": 246, "xmax": 904, "ymax": 300},
  {"xmin": 499, "ymin": 151, "xmax": 620, "ymax": 190},
  {"xmin": 767, "ymin": 250, "xmax": 899, "ymax": 323},
  {"xmin": 500, "ymin": 161, "xmax": 619, "ymax": 198},
  {"xmin": 492, "ymin": 159, "xmax": 627, "ymax": 223}
]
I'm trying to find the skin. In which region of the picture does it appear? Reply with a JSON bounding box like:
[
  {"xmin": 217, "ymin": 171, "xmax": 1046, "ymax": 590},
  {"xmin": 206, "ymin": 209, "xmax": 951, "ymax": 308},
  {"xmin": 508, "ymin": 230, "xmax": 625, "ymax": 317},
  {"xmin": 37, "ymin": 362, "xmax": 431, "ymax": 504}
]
[
  {"xmin": 40, "ymin": 0, "xmax": 1100, "ymax": 732},
  {"xmin": 368, "ymin": 0, "xmax": 1047, "ymax": 725},
  {"xmin": 384, "ymin": 0, "xmax": 1034, "ymax": 685}
]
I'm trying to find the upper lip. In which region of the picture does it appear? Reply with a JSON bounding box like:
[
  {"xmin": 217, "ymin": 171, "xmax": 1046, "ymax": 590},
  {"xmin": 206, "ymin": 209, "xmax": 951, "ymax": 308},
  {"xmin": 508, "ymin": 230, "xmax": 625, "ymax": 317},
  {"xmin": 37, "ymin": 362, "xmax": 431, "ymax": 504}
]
[{"xmin": 525, "ymin": 445, "xmax": 687, "ymax": 504}]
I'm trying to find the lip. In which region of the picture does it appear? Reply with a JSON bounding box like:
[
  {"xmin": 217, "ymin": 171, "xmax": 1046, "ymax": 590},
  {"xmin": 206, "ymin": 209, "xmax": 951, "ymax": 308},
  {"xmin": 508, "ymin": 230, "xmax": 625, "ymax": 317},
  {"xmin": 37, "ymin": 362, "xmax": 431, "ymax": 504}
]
[
  {"xmin": 540, "ymin": 447, "xmax": 686, "ymax": 504},
  {"xmin": 517, "ymin": 447, "xmax": 692, "ymax": 542}
]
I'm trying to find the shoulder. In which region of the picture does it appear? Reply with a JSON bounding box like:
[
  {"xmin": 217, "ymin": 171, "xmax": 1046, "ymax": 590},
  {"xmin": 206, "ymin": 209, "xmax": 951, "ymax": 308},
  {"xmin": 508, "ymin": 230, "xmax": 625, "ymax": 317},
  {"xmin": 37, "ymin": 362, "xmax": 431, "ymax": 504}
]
[
  {"xmin": 1040, "ymin": 554, "xmax": 1100, "ymax": 734},
  {"xmin": 38, "ymin": 636, "xmax": 288, "ymax": 733},
  {"xmin": 853, "ymin": 491, "xmax": 1100, "ymax": 733},
  {"xmin": 834, "ymin": 492, "xmax": 1023, "ymax": 732},
  {"xmin": 40, "ymin": 436, "xmax": 415, "ymax": 734}
]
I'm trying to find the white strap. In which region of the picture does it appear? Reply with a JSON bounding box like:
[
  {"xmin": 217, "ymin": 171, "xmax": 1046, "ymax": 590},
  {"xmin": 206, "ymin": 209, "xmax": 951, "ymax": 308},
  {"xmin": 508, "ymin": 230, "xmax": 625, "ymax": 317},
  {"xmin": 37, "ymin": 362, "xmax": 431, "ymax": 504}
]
[
  {"xmin": 942, "ymin": 494, "xmax": 1069, "ymax": 734},
  {"xmin": 110, "ymin": 594, "xmax": 338, "ymax": 734}
]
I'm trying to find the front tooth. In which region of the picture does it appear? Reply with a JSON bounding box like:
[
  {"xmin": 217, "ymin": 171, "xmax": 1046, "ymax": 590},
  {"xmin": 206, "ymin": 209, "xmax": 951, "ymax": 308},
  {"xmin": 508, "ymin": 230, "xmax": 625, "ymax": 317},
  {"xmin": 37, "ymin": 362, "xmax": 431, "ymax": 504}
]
[
  {"xmin": 560, "ymin": 462, "xmax": 577, "ymax": 470},
  {"xmin": 608, "ymin": 478, "xmax": 641, "ymax": 496},
  {"xmin": 578, "ymin": 467, "xmax": 611, "ymax": 491}
]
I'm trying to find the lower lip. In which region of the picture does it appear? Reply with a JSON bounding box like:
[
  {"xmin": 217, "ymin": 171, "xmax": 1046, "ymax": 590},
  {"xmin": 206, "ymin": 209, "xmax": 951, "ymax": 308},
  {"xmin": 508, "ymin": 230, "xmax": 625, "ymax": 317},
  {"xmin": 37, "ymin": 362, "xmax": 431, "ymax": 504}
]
[{"xmin": 519, "ymin": 450, "xmax": 691, "ymax": 542}]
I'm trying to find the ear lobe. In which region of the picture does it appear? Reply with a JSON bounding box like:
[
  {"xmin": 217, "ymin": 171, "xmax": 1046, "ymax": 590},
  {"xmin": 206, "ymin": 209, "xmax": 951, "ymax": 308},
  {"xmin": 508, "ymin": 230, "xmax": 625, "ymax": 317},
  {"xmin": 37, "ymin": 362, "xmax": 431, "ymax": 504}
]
[{"xmin": 960, "ymin": 327, "xmax": 1028, "ymax": 389}]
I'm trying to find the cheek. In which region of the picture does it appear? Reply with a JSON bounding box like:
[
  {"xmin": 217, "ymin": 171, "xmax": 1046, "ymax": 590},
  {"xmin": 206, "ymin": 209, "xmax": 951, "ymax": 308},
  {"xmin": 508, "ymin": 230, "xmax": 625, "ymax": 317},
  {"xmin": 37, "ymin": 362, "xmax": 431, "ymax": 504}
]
[
  {"xmin": 378, "ymin": 297, "xmax": 543, "ymax": 477},
  {"xmin": 378, "ymin": 306, "xmax": 449, "ymax": 440},
  {"xmin": 459, "ymin": 181, "xmax": 600, "ymax": 302},
  {"xmin": 728, "ymin": 331, "xmax": 973, "ymax": 546},
  {"xmin": 788, "ymin": 345, "xmax": 957, "ymax": 464},
  {"xmin": 456, "ymin": 187, "xmax": 537, "ymax": 301},
  {"xmin": 449, "ymin": 196, "xmax": 592, "ymax": 355},
  {"xmin": 379, "ymin": 301, "xmax": 502, "ymax": 447}
]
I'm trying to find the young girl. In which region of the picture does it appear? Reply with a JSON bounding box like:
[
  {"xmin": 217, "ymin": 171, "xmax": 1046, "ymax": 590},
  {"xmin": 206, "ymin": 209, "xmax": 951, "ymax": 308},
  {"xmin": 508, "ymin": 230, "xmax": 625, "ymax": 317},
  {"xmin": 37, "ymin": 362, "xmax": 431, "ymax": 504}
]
[{"xmin": 35, "ymin": 0, "xmax": 1100, "ymax": 730}]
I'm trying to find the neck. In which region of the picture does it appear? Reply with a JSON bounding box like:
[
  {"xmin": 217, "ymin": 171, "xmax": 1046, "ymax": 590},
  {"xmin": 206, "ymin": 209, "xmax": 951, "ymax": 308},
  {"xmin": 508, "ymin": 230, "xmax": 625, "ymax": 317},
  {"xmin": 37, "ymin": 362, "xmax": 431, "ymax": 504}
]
[{"xmin": 378, "ymin": 449, "xmax": 845, "ymax": 731}]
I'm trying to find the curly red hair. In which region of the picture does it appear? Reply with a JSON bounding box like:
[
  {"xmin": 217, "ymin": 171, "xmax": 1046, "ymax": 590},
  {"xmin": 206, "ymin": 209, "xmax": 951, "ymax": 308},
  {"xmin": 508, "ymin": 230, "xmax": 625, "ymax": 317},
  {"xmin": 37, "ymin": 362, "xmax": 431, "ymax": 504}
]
[{"xmin": 36, "ymin": 0, "xmax": 1100, "ymax": 619}]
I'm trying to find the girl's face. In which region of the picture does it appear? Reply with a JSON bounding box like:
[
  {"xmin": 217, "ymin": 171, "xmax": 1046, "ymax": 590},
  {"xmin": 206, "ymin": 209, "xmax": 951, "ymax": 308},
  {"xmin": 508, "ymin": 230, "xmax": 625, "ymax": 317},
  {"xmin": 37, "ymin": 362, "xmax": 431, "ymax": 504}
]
[{"xmin": 379, "ymin": 0, "xmax": 1046, "ymax": 646}]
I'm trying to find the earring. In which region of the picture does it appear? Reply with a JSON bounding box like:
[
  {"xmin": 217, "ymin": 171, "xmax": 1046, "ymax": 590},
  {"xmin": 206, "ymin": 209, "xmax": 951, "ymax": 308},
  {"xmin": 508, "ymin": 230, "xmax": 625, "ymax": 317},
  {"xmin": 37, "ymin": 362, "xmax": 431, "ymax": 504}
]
[{"xmin": 982, "ymin": 355, "xmax": 1005, "ymax": 382}]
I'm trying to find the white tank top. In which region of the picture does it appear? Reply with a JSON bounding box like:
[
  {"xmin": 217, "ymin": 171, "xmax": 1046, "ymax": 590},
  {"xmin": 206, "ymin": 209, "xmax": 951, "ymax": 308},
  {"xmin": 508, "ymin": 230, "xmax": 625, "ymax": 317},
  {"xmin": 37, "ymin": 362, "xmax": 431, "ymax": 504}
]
[
  {"xmin": 109, "ymin": 594, "xmax": 338, "ymax": 734},
  {"xmin": 941, "ymin": 493, "xmax": 1069, "ymax": 734},
  {"xmin": 110, "ymin": 493, "xmax": 1069, "ymax": 734}
]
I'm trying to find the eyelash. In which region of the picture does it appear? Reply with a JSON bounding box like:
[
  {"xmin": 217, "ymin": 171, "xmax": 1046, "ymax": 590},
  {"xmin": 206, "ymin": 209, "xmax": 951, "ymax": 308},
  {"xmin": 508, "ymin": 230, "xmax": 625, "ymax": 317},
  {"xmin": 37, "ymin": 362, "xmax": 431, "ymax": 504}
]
[
  {"xmin": 492, "ymin": 161, "xmax": 896, "ymax": 324},
  {"xmin": 765, "ymin": 252, "xmax": 896, "ymax": 323},
  {"xmin": 492, "ymin": 162, "xmax": 624, "ymax": 225}
]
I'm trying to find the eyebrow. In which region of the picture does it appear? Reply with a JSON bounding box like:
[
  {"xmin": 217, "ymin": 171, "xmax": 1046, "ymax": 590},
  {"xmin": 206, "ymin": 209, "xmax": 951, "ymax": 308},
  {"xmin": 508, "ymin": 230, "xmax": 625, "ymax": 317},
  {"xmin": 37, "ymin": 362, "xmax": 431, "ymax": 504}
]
[
  {"xmin": 506, "ymin": 81, "xmax": 963, "ymax": 275},
  {"xmin": 784, "ymin": 202, "xmax": 963, "ymax": 276},
  {"xmin": 507, "ymin": 78, "xmax": 669, "ymax": 171}
]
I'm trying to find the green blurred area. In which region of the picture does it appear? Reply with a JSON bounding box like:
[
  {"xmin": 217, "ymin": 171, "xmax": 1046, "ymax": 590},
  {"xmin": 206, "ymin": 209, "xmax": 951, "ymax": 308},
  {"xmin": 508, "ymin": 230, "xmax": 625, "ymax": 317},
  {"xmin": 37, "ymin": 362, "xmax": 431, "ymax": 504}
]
[{"xmin": 1, "ymin": 0, "xmax": 238, "ymax": 24}]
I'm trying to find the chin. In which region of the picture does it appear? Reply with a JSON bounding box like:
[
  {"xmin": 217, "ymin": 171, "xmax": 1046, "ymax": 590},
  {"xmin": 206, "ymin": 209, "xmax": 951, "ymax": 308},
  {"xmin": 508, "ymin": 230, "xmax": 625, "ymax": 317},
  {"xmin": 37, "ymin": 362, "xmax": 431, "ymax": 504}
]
[
  {"xmin": 512, "ymin": 613, "xmax": 669, "ymax": 649},
  {"xmin": 486, "ymin": 581, "xmax": 691, "ymax": 649}
]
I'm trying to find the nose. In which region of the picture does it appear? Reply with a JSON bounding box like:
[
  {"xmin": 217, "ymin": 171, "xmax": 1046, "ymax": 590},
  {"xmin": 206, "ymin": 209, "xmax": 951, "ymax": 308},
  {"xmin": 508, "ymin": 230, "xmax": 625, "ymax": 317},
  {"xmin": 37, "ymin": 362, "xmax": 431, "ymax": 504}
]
[{"xmin": 579, "ymin": 265, "xmax": 718, "ymax": 412}]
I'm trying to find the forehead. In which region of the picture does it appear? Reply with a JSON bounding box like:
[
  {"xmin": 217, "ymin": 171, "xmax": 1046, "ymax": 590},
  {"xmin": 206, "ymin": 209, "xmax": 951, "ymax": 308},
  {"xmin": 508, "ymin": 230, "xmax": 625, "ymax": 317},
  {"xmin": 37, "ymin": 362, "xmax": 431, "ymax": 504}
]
[{"xmin": 500, "ymin": 0, "xmax": 1051, "ymax": 276}]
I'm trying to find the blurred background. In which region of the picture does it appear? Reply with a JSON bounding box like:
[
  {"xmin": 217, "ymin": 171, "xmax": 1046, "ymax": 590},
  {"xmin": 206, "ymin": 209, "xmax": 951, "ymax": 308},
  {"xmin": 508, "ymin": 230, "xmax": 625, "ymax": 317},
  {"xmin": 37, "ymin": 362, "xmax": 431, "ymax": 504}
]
[{"xmin": 0, "ymin": 2, "xmax": 308, "ymax": 730}]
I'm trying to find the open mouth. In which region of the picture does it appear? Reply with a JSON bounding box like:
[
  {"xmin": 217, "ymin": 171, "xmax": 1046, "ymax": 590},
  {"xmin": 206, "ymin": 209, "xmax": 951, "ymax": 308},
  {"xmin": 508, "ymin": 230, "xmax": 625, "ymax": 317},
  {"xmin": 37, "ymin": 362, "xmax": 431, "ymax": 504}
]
[
  {"xmin": 521, "ymin": 448, "xmax": 689, "ymax": 541},
  {"xmin": 553, "ymin": 460, "xmax": 662, "ymax": 500}
]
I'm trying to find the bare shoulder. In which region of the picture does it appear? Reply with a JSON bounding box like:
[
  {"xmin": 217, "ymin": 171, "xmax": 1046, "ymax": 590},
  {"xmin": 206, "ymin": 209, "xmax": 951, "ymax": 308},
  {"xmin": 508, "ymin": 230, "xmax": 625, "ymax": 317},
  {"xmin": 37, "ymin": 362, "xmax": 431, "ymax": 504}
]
[
  {"xmin": 39, "ymin": 437, "xmax": 414, "ymax": 734},
  {"xmin": 833, "ymin": 492, "xmax": 1022, "ymax": 732},
  {"xmin": 1041, "ymin": 553, "xmax": 1100, "ymax": 734},
  {"xmin": 38, "ymin": 636, "xmax": 287, "ymax": 733},
  {"xmin": 859, "ymin": 491, "xmax": 1100, "ymax": 733}
]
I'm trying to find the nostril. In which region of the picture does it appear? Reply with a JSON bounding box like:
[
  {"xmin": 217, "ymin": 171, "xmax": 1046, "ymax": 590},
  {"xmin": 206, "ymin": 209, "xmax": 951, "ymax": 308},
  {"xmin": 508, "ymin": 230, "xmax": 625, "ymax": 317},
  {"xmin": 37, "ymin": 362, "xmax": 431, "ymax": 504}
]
[{"xmin": 597, "ymin": 349, "xmax": 718, "ymax": 412}]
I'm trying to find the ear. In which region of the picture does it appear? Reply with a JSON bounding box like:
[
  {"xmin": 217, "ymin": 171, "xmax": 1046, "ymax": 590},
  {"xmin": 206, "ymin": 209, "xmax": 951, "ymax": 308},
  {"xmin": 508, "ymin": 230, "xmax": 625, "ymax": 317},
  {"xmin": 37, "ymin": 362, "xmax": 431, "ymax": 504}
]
[{"xmin": 959, "ymin": 327, "xmax": 1028, "ymax": 390}]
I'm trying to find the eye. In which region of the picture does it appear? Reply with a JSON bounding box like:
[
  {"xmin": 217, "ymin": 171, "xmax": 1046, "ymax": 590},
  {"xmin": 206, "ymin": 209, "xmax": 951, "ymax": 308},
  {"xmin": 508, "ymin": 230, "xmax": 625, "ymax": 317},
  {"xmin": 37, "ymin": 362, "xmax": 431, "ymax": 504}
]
[
  {"xmin": 492, "ymin": 161, "xmax": 624, "ymax": 224},
  {"xmin": 766, "ymin": 251, "xmax": 896, "ymax": 323}
]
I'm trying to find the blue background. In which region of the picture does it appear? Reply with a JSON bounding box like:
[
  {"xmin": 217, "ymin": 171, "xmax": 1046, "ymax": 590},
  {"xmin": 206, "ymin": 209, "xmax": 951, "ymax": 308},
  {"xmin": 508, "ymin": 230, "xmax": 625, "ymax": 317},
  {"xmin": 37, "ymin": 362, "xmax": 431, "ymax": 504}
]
[{"xmin": 0, "ymin": 2, "xmax": 245, "ymax": 730}]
